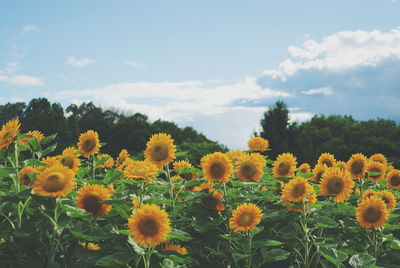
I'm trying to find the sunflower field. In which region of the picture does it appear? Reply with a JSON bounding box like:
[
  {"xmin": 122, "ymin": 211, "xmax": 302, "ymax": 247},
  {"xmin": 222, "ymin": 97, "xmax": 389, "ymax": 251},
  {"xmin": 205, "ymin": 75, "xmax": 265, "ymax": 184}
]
[{"xmin": 0, "ymin": 118, "xmax": 400, "ymax": 268}]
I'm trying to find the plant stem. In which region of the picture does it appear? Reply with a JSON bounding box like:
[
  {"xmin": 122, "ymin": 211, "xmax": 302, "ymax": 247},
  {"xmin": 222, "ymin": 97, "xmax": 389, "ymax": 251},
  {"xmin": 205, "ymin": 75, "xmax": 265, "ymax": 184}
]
[
  {"xmin": 165, "ymin": 166, "xmax": 176, "ymax": 220},
  {"xmin": 301, "ymin": 201, "xmax": 311, "ymax": 268},
  {"xmin": 143, "ymin": 247, "xmax": 153, "ymax": 268},
  {"xmin": 92, "ymin": 156, "xmax": 96, "ymax": 180},
  {"xmin": 247, "ymin": 232, "xmax": 253, "ymax": 268},
  {"xmin": 13, "ymin": 142, "xmax": 20, "ymax": 193},
  {"xmin": 48, "ymin": 199, "xmax": 60, "ymax": 264}
]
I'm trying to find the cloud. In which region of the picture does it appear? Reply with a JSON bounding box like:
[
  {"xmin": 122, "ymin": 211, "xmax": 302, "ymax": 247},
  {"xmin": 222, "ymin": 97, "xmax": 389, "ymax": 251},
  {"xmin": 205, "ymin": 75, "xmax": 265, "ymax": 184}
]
[
  {"xmin": 126, "ymin": 61, "xmax": 147, "ymax": 68},
  {"xmin": 22, "ymin": 25, "xmax": 39, "ymax": 33},
  {"xmin": 301, "ymin": 87, "xmax": 333, "ymax": 96},
  {"xmin": 0, "ymin": 62, "xmax": 44, "ymax": 86},
  {"xmin": 66, "ymin": 56, "xmax": 96, "ymax": 67}
]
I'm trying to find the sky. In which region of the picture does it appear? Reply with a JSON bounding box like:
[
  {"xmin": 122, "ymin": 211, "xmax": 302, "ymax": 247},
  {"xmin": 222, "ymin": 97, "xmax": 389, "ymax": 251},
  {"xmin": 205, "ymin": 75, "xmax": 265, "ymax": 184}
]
[{"xmin": 1, "ymin": 0, "xmax": 400, "ymax": 149}]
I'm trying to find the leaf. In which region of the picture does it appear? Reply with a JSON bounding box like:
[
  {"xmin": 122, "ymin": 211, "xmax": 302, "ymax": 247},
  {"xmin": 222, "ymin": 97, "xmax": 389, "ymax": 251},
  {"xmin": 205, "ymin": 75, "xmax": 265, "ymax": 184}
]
[
  {"xmin": 95, "ymin": 252, "xmax": 130, "ymax": 267},
  {"xmin": 316, "ymin": 217, "xmax": 339, "ymax": 228},
  {"xmin": 24, "ymin": 159, "xmax": 47, "ymax": 167},
  {"xmin": 320, "ymin": 247, "xmax": 348, "ymax": 265},
  {"xmin": 0, "ymin": 167, "xmax": 12, "ymax": 178},
  {"xmin": 127, "ymin": 236, "xmax": 146, "ymax": 255},
  {"xmin": 59, "ymin": 203, "xmax": 87, "ymax": 217},
  {"xmin": 184, "ymin": 191, "xmax": 209, "ymax": 202},
  {"xmin": 168, "ymin": 228, "xmax": 192, "ymax": 242},
  {"xmin": 42, "ymin": 143, "xmax": 57, "ymax": 156},
  {"xmin": 383, "ymin": 224, "xmax": 400, "ymax": 231},
  {"xmin": 40, "ymin": 133, "xmax": 57, "ymax": 145},
  {"xmin": 261, "ymin": 248, "xmax": 290, "ymax": 263},
  {"xmin": 70, "ymin": 230, "xmax": 108, "ymax": 242},
  {"xmin": 349, "ymin": 253, "xmax": 376, "ymax": 268},
  {"xmin": 232, "ymin": 252, "xmax": 250, "ymax": 263},
  {"xmin": 252, "ymin": 239, "xmax": 283, "ymax": 249},
  {"xmin": 178, "ymin": 167, "xmax": 202, "ymax": 176}
]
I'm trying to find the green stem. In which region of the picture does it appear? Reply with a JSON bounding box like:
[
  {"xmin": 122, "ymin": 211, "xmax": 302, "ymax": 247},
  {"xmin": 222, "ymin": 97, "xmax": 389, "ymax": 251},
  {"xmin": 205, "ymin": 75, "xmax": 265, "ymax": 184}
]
[
  {"xmin": 301, "ymin": 201, "xmax": 311, "ymax": 268},
  {"xmin": 92, "ymin": 156, "xmax": 96, "ymax": 180},
  {"xmin": 48, "ymin": 199, "xmax": 60, "ymax": 264},
  {"xmin": 247, "ymin": 232, "xmax": 253, "ymax": 268},
  {"xmin": 143, "ymin": 247, "xmax": 153, "ymax": 268},
  {"xmin": 165, "ymin": 166, "xmax": 176, "ymax": 220},
  {"xmin": 17, "ymin": 196, "xmax": 31, "ymax": 228},
  {"xmin": 13, "ymin": 142, "xmax": 20, "ymax": 193}
]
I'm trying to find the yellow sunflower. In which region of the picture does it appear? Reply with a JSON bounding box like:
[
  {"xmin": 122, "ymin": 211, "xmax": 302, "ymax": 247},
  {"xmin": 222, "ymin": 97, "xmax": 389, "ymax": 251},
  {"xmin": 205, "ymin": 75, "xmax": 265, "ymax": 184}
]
[
  {"xmin": 346, "ymin": 153, "xmax": 367, "ymax": 179},
  {"xmin": 124, "ymin": 160, "xmax": 159, "ymax": 181},
  {"xmin": 281, "ymin": 177, "xmax": 315, "ymax": 203},
  {"xmin": 272, "ymin": 153, "xmax": 297, "ymax": 178},
  {"xmin": 76, "ymin": 184, "xmax": 113, "ymax": 216},
  {"xmin": 80, "ymin": 242, "xmax": 101, "ymax": 251},
  {"xmin": 362, "ymin": 189, "xmax": 378, "ymax": 200},
  {"xmin": 77, "ymin": 130, "xmax": 101, "ymax": 157},
  {"xmin": 132, "ymin": 199, "xmax": 141, "ymax": 209},
  {"xmin": 386, "ymin": 169, "xmax": 400, "ymax": 190},
  {"xmin": 378, "ymin": 190, "xmax": 396, "ymax": 210},
  {"xmin": 317, "ymin": 153, "xmax": 336, "ymax": 168},
  {"xmin": 369, "ymin": 153, "xmax": 388, "ymax": 166},
  {"xmin": 356, "ymin": 196, "xmax": 389, "ymax": 229},
  {"xmin": 163, "ymin": 243, "xmax": 187, "ymax": 255},
  {"xmin": 194, "ymin": 183, "xmax": 225, "ymax": 211},
  {"xmin": 144, "ymin": 133, "xmax": 176, "ymax": 168},
  {"xmin": 58, "ymin": 147, "xmax": 80, "ymax": 173},
  {"xmin": 298, "ymin": 163, "xmax": 311, "ymax": 174},
  {"xmin": 19, "ymin": 166, "xmax": 38, "ymax": 186},
  {"xmin": 235, "ymin": 153, "xmax": 265, "ymax": 182},
  {"xmin": 336, "ymin": 161, "xmax": 347, "ymax": 171},
  {"xmin": 310, "ymin": 163, "xmax": 328, "ymax": 183},
  {"xmin": 18, "ymin": 130, "xmax": 45, "ymax": 145},
  {"xmin": 247, "ymin": 137, "xmax": 269, "ymax": 151},
  {"xmin": 201, "ymin": 152, "xmax": 233, "ymax": 183},
  {"xmin": 96, "ymin": 154, "xmax": 114, "ymax": 168},
  {"xmin": 0, "ymin": 119, "xmax": 20, "ymax": 151},
  {"xmin": 32, "ymin": 164, "xmax": 75, "ymax": 198},
  {"xmin": 229, "ymin": 203, "xmax": 263, "ymax": 233},
  {"xmin": 116, "ymin": 149, "xmax": 130, "ymax": 169},
  {"xmin": 284, "ymin": 193, "xmax": 317, "ymax": 212},
  {"xmin": 319, "ymin": 167, "xmax": 354, "ymax": 202},
  {"xmin": 40, "ymin": 156, "xmax": 60, "ymax": 170},
  {"xmin": 173, "ymin": 160, "xmax": 198, "ymax": 181},
  {"xmin": 226, "ymin": 150, "xmax": 247, "ymax": 165},
  {"xmin": 366, "ymin": 161, "xmax": 385, "ymax": 182},
  {"xmin": 128, "ymin": 204, "xmax": 171, "ymax": 247}
]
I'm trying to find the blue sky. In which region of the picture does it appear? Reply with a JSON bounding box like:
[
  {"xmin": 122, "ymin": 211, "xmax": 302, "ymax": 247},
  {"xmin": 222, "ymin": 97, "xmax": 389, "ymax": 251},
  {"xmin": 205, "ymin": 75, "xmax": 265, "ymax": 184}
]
[{"xmin": 1, "ymin": 0, "xmax": 400, "ymax": 149}]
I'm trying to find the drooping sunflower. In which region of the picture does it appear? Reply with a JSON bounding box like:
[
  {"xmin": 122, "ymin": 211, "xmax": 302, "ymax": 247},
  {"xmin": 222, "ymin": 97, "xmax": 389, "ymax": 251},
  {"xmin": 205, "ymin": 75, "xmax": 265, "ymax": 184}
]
[
  {"xmin": 346, "ymin": 153, "xmax": 367, "ymax": 179},
  {"xmin": 124, "ymin": 160, "xmax": 159, "ymax": 181},
  {"xmin": 378, "ymin": 190, "xmax": 396, "ymax": 210},
  {"xmin": 201, "ymin": 152, "xmax": 233, "ymax": 183},
  {"xmin": 32, "ymin": 164, "xmax": 75, "ymax": 198},
  {"xmin": 115, "ymin": 149, "xmax": 130, "ymax": 169},
  {"xmin": 272, "ymin": 153, "xmax": 297, "ymax": 178},
  {"xmin": 58, "ymin": 147, "xmax": 80, "ymax": 173},
  {"xmin": 173, "ymin": 160, "xmax": 198, "ymax": 182},
  {"xmin": 163, "ymin": 243, "xmax": 187, "ymax": 255},
  {"xmin": 226, "ymin": 150, "xmax": 247, "ymax": 165},
  {"xmin": 128, "ymin": 204, "xmax": 171, "ymax": 247},
  {"xmin": 80, "ymin": 242, "xmax": 101, "ymax": 251},
  {"xmin": 247, "ymin": 137, "xmax": 269, "ymax": 152},
  {"xmin": 356, "ymin": 196, "xmax": 389, "ymax": 229},
  {"xmin": 298, "ymin": 163, "xmax": 311, "ymax": 174},
  {"xmin": 362, "ymin": 189, "xmax": 378, "ymax": 200},
  {"xmin": 317, "ymin": 153, "xmax": 336, "ymax": 168},
  {"xmin": 366, "ymin": 161, "xmax": 385, "ymax": 182},
  {"xmin": 369, "ymin": 153, "xmax": 388, "ymax": 167},
  {"xmin": 386, "ymin": 169, "xmax": 400, "ymax": 189},
  {"xmin": 195, "ymin": 183, "xmax": 225, "ymax": 211},
  {"xmin": 76, "ymin": 184, "xmax": 113, "ymax": 216},
  {"xmin": 0, "ymin": 118, "xmax": 20, "ymax": 151},
  {"xmin": 18, "ymin": 130, "xmax": 45, "ymax": 145},
  {"xmin": 310, "ymin": 163, "xmax": 328, "ymax": 183},
  {"xmin": 229, "ymin": 203, "xmax": 263, "ymax": 233},
  {"xmin": 235, "ymin": 153, "xmax": 265, "ymax": 182},
  {"xmin": 96, "ymin": 154, "xmax": 114, "ymax": 168},
  {"xmin": 19, "ymin": 166, "xmax": 38, "ymax": 186},
  {"xmin": 144, "ymin": 133, "xmax": 176, "ymax": 168},
  {"xmin": 281, "ymin": 177, "xmax": 315, "ymax": 203},
  {"xmin": 77, "ymin": 130, "xmax": 101, "ymax": 157},
  {"xmin": 319, "ymin": 167, "xmax": 354, "ymax": 203}
]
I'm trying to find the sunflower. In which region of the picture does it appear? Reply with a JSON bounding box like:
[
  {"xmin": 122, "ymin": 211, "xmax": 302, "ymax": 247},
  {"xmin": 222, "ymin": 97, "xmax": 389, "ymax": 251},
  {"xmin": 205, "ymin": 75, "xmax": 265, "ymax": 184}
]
[
  {"xmin": 366, "ymin": 161, "xmax": 385, "ymax": 182},
  {"xmin": 58, "ymin": 147, "xmax": 80, "ymax": 173},
  {"xmin": 386, "ymin": 169, "xmax": 400, "ymax": 189},
  {"xmin": 132, "ymin": 199, "xmax": 141, "ymax": 209},
  {"xmin": 226, "ymin": 150, "xmax": 247, "ymax": 165},
  {"xmin": 80, "ymin": 242, "xmax": 101, "ymax": 251},
  {"xmin": 356, "ymin": 196, "xmax": 389, "ymax": 229},
  {"xmin": 19, "ymin": 166, "xmax": 38, "ymax": 186},
  {"xmin": 77, "ymin": 130, "xmax": 101, "ymax": 157},
  {"xmin": 18, "ymin": 130, "xmax": 45, "ymax": 145},
  {"xmin": 281, "ymin": 177, "xmax": 315, "ymax": 203},
  {"xmin": 378, "ymin": 190, "xmax": 396, "ymax": 210},
  {"xmin": 319, "ymin": 167, "xmax": 354, "ymax": 202},
  {"xmin": 369, "ymin": 153, "xmax": 388, "ymax": 166},
  {"xmin": 116, "ymin": 149, "xmax": 130, "ymax": 169},
  {"xmin": 40, "ymin": 156, "xmax": 60, "ymax": 169},
  {"xmin": 96, "ymin": 154, "xmax": 114, "ymax": 168},
  {"xmin": 32, "ymin": 164, "xmax": 75, "ymax": 198},
  {"xmin": 362, "ymin": 189, "xmax": 378, "ymax": 200},
  {"xmin": 76, "ymin": 184, "xmax": 113, "ymax": 216},
  {"xmin": 173, "ymin": 160, "xmax": 198, "ymax": 181},
  {"xmin": 124, "ymin": 160, "xmax": 159, "ymax": 181},
  {"xmin": 298, "ymin": 163, "xmax": 311, "ymax": 174},
  {"xmin": 347, "ymin": 153, "xmax": 367, "ymax": 179},
  {"xmin": 229, "ymin": 203, "xmax": 263, "ymax": 233},
  {"xmin": 201, "ymin": 152, "xmax": 233, "ymax": 183},
  {"xmin": 163, "ymin": 243, "xmax": 187, "ymax": 255},
  {"xmin": 272, "ymin": 153, "xmax": 297, "ymax": 178},
  {"xmin": 247, "ymin": 137, "xmax": 269, "ymax": 151},
  {"xmin": 236, "ymin": 153, "xmax": 265, "ymax": 182},
  {"xmin": 0, "ymin": 119, "xmax": 20, "ymax": 151},
  {"xmin": 128, "ymin": 204, "xmax": 171, "ymax": 247},
  {"xmin": 310, "ymin": 163, "xmax": 328, "ymax": 183},
  {"xmin": 195, "ymin": 183, "xmax": 225, "ymax": 211},
  {"xmin": 336, "ymin": 161, "xmax": 347, "ymax": 171},
  {"xmin": 317, "ymin": 153, "xmax": 336, "ymax": 168},
  {"xmin": 144, "ymin": 133, "xmax": 176, "ymax": 168}
]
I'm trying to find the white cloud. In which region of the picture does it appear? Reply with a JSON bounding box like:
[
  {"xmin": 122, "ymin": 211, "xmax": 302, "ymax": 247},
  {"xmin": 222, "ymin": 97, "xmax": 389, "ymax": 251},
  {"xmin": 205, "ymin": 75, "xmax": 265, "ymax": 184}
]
[
  {"xmin": 60, "ymin": 73, "xmax": 83, "ymax": 83},
  {"xmin": 66, "ymin": 56, "xmax": 96, "ymax": 67},
  {"xmin": 126, "ymin": 61, "xmax": 147, "ymax": 68},
  {"xmin": 6, "ymin": 75, "xmax": 44, "ymax": 86},
  {"xmin": 301, "ymin": 87, "xmax": 333, "ymax": 96},
  {"xmin": 22, "ymin": 25, "xmax": 39, "ymax": 33}
]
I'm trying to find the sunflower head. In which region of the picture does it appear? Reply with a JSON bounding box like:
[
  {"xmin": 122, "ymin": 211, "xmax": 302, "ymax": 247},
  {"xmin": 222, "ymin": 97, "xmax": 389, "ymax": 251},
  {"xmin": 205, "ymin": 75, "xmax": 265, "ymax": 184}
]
[
  {"xmin": 281, "ymin": 177, "xmax": 315, "ymax": 203},
  {"xmin": 319, "ymin": 167, "xmax": 354, "ymax": 203},
  {"xmin": 77, "ymin": 130, "xmax": 101, "ymax": 157},
  {"xmin": 124, "ymin": 160, "xmax": 159, "ymax": 181},
  {"xmin": 76, "ymin": 184, "xmax": 113, "ymax": 216},
  {"xmin": 235, "ymin": 153, "xmax": 265, "ymax": 182},
  {"xmin": 173, "ymin": 160, "xmax": 198, "ymax": 181},
  {"xmin": 226, "ymin": 150, "xmax": 247, "ymax": 165},
  {"xmin": 32, "ymin": 164, "xmax": 75, "ymax": 198},
  {"xmin": 366, "ymin": 161, "xmax": 385, "ymax": 182},
  {"xmin": 201, "ymin": 152, "xmax": 233, "ymax": 183},
  {"xmin": 378, "ymin": 190, "xmax": 396, "ymax": 210},
  {"xmin": 369, "ymin": 153, "xmax": 388, "ymax": 166},
  {"xmin": 163, "ymin": 243, "xmax": 187, "ymax": 255},
  {"xmin": 0, "ymin": 119, "xmax": 21, "ymax": 151},
  {"xmin": 362, "ymin": 189, "xmax": 378, "ymax": 200},
  {"xmin": 247, "ymin": 137, "xmax": 269, "ymax": 152},
  {"xmin": 18, "ymin": 130, "xmax": 45, "ymax": 145},
  {"xmin": 229, "ymin": 203, "xmax": 263, "ymax": 233},
  {"xmin": 298, "ymin": 163, "xmax": 311, "ymax": 174},
  {"xmin": 80, "ymin": 242, "xmax": 101, "ymax": 251},
  {"xmin": 96, "ymin": 154, "xmax": 114, "ymax": 168},
  {"xmin": 386, "ymin": 169, "xmax": 400, "ymax": 189},
  {"xmin": 317, "ymin": 153, "xmax": 336, "ymax": 168},
  {"xmin": 272, "ymin": 153, "xmax": 297, "ymax": 178},
  {"xmin": 59, "ymin": 147, "xmax": 80, "ymax": 173},
  {"xmin": 310, "ymin": 163, "xmax": 328, "ymax": 183},
  {"xmin": 128, "ymin": 204, "xmax": 171, "ymax": 247},
  {"xmin": 144, "ymin": 133, "xmax": 176, "ymax": 168},
  {"xmin": 116, "ymin": 149, "xmax": 130, "ymax": 169},
  {"xmin": 356, "ymin": 196, "xmax": 389, "ymax": 229},
  {"xmin": 347, "ymin": 153, "xmax": 367, "ymax": 179},
  {"xmin": 336, "ymin": 161, "xmax": 347, "ymax": 171},
  {"xmin": 19, "ymin": 166, "xmax": 38, "ymax": 186}
]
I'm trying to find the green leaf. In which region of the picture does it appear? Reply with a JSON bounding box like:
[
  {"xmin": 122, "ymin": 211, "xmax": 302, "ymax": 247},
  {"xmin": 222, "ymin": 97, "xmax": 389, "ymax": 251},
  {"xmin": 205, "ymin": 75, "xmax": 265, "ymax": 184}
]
[
  {"xmin": 178, "ymin": 166, "xmax": 202, "ymax": 176},
  {"xmin": 24, "ymin": 159, "xmax": 47, "ymax": 167},
  {"xmin": 320, "ymin": 247, "xmax": 348, "ymax": 265},
  {"xmin": 42, "ymin": 143, "xmax": 57, "ymax": 156},
  {"xmin": 252, "ymin": 239, "xmax": 283, "ymax": 249},
  {"xmin": 95, "ymin": 252, "xmax": 130, "ymax": 267},
  {"xmin": 184, "ymin": 191, "xmax": 209, "ymax": 202},
  {"xmin": 261, "ymin": 248, "xmax": 290, "ymax": 263},
  {"xmin": 40, "ymin": 133, "xmax": 57, "ymax": 145},
  {"xmin": 232, "ymin": 252, "xmax": 250, "ymax": 263},
  {"xmin": 349, "ymin": 253, "xmax": 376, "ymax": 268},
  {"xmin": 127, "ymin": 236, "xmax": 146, "ymax": 255},
  {"xmin": 168, "ymin": 228, "xmax": 192, "ymax": 242},
  {"xmin": 0, "ymin": 167, "xmax": 12, "ymax": 178},
  {"xmin": 70, "ymin": 230, "xmax": 108, "ymax": 242},
  {"xmin": 59, "ymin": 203, "xmax": 87, "ymax": 217},
  {"xmin": 383, "ymin": 224, "xmax": 400, "ymax": 231},
  {"xmin": 316, "ymin": 217, "xmax": 339, "ymax": 228}
]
